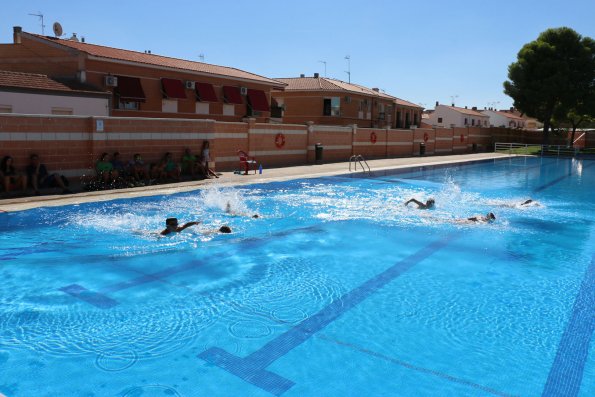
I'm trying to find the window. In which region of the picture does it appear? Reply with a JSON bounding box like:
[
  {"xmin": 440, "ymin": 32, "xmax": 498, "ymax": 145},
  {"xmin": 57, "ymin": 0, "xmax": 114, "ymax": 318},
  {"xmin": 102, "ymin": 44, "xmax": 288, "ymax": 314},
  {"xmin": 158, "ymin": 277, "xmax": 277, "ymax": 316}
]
[
  {"xmin": 51, "ymin": 107, "xmax": 73, "ymax": 115},
  {"xmin": 464, "ymin": 118, "xmax": 468, "ymax": 125},
  {"xmin": 223, "ymin": 104, "xmax": 235, "ymax": 116},
  {"xmin": 222, "ymin": 86, "xmax": 243, "ymax": 104},
  {"xmin": 437, "ymin": 117, "xmax": 443, "ymax": 123},
  {"xmin": 195, "ymin": 102, "xmax": 209, "ymax": 115},
  {"xmin": 247, "ymin": 89, "xmax": 269, "ymax": 112},
  {"xmin": 472, "ymin": 119, "xmax": 475, "ymax": 126},
  {"xmin": 323, "ymin": 97, "xmax": 341, "ymax": 116},
  {"xmin": 196, "ymin": 83, "xmax": 218, "ymax": 102},
  {"xmin": 118, "ymin": 101, "xmax": 139, "ymax": 110},
  {"xmin": 162, "ymin": 99, "xmax": 177, "ymax": 113}
]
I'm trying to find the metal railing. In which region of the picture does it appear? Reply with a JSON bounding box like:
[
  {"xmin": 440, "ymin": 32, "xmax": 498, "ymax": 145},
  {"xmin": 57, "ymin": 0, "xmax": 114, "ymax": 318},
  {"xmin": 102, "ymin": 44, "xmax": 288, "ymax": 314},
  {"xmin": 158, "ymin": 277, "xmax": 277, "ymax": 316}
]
[
  {"xmin": 349, "ymin": 155, "xmax": 371, "ymax": 174},
  {"xmin": 494, "ymin": 142, "xmax": 579, "ymax": 157}
]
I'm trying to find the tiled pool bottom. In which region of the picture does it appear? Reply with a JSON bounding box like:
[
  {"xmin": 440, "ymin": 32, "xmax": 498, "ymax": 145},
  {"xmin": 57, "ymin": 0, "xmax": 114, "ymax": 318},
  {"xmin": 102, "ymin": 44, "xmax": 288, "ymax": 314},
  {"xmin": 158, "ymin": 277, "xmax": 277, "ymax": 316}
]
[{"xmin": 0, "ymin": 157, "xmax": 594, "ymax": 396}]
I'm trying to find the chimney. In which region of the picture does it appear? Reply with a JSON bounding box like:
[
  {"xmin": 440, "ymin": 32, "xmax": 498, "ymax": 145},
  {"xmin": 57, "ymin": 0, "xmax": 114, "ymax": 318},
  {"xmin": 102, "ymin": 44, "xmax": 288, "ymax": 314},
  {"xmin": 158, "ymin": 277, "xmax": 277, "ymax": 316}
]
[
  {"xmin": 69, "ymin": 33, "xmax": 79, "ymax": 42},
  {"xmin": 300, "ymin": 74, "xmax": 305, "ymax": 78},
  {"xmin": 314, "ymin": 73, "xmax": 319, "ymax": 78},
  {"xmin": 13, "ymin": 26, "xmax": 22, "ymax": 44},
  {"xmin": 484, "ymin": 106, "xmax": 487, "ymax": 110},
  {"xmin": 435, "ymin": 101, "xmax": 439, "ymax": 107},
  {"xmin": 81, "ymin": 37, "xmax": 85, "ymax": 43},
  {"xmin": 451, "ymin": 103, "xmax": 454, "ymax": 107},
  {"xmin": 464, "ymin": 106, "xmax": 468, "ymax": 109},
  {"xmin": 510, "ymin": 106, "xmax": 514, "ymax": 112},
  {"xmin": 472, "ymin": 106, "xmax": 477, "ymax": 111},
  {"xmin": 372, "ymin": 88, "xmax": 379, "ymax": 92}
]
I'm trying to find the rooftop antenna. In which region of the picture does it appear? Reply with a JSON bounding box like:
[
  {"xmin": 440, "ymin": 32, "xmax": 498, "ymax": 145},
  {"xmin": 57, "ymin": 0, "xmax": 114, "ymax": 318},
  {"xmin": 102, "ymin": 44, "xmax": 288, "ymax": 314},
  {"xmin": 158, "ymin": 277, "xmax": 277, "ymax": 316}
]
[
  {"xmin": 28, "ymin": 12, "xmax": 45, "ymax": 35},
  {"xmin": 199, "ymin": 53, "xmax": 205, "ymax": 62},
  {"xmin": 344, "ymin": 55, "xmax": 351, "ymax": 83},
  {"xmin": 450, "ymin": 95, "xmax": 459, "ymax": 106},
  {"xmin": 318, "ymin": 60, "xmax": 327, "ymax": 77},
  {"xmin": 487, "ymin": 101, "xmax": 500, "ymax": 110}
]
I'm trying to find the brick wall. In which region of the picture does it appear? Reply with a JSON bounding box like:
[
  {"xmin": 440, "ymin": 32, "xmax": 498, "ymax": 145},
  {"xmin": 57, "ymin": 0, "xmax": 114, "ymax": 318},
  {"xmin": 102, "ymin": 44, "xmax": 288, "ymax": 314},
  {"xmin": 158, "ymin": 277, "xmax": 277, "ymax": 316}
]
[{"xmin": 2, "ymin": 114, "xmax": 553, "ymax": 178}]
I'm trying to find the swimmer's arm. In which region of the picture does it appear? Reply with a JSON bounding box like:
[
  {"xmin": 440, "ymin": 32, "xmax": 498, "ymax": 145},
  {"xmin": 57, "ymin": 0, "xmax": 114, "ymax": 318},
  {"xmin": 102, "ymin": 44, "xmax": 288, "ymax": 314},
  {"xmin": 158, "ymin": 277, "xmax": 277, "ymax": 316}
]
[
  {"xmin": 160, "ymin": 229, "xmax": 170, "ymax": 236},
  {"xmin": 178, "ymin": 221, "xmax": 200, "ymax": 232}
]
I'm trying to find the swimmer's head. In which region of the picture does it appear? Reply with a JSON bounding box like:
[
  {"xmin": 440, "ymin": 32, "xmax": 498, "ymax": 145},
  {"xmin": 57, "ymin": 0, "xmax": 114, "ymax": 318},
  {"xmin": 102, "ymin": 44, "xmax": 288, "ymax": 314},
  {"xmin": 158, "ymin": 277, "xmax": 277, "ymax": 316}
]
[
  {"xmin": 426, "ymin": 199, "xmax": 435, "ymax": 208},
  {"xmin": 166, "ymin": 218, "xmax": 179, "ymax": 227},
  {"xmin": 219, "ymin": 225, "xmax": 232, "ymax": 233},
  {"xmin": 252, "ymin": 214, "xmax": 259, "ymax": 219},
  {"xmin": 487, "ymin": 212, "xmax": 496, "ymax": 221}
]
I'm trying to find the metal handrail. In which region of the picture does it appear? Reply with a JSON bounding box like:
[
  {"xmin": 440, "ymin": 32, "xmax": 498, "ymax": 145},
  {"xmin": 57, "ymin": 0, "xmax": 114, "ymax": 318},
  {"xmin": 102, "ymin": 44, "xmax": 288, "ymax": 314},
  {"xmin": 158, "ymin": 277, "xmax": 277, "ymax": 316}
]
[
  {"xmin": 494, "ymin": 142, "xmax": 580, "ymax": 157},
  {"xmin": 349, "ymin": 155, "xmax": 371, "ymax": 173}
]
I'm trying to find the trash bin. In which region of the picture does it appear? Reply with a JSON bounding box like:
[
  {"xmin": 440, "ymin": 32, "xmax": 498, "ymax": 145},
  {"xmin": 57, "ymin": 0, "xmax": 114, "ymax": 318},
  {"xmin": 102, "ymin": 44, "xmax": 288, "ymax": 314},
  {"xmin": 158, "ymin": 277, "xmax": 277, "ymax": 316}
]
[
  {"xmin": 315, "ymin": 143, "xmax": 323, "ymax": 163},
  {"xmin": 472, "ymin": 143, "xmax": 477, "ymax": 152},
  {"xmin": 419, "ymin": 142, "xmax": 426, "ymax": 156}
]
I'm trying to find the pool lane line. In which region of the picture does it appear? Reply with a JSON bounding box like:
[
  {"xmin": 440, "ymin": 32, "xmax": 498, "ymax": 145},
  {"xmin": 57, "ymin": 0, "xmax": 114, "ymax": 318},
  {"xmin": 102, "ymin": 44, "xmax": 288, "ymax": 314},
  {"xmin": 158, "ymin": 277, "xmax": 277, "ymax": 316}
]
[
  {"xmin": 541, "ymin": 252, "xmax": 595, "ymax": 397},
  {"xmin": 533, "ymin": 160, "xmax": 595, "ymax": 193},
  {"xmin": 316, "ymin": 335, "xmax": 516, "ymax": 397},
  {"xmin": 58, "ymin": 224, "xmax": 324, "ymax": 309},
  {"xmin": 197, "ymin": 232, "xmax": 462, "ymax": 396}
]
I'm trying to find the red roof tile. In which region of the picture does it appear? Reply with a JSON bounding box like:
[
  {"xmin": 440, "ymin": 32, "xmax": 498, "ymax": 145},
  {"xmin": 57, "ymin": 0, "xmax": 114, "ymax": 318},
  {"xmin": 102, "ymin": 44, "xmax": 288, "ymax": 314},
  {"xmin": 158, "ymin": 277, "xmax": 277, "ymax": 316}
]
[
  {"xmin": 275, "ymin": 77, "xmax": 396, "ymax": 100},
  {"xmin": 395, "ymin": 98, "xmax": 423, "ymax": 109},
  {"xmin": 0, "ymin": 69, "xmax": 106, "ymax": 95},
  {"xmin": 25, "ymin": 33, "xmax": 285, "ymax": 87},
  {"xmin": 440, "ymin": 105, "xmax": 487, "ymax": 117}
]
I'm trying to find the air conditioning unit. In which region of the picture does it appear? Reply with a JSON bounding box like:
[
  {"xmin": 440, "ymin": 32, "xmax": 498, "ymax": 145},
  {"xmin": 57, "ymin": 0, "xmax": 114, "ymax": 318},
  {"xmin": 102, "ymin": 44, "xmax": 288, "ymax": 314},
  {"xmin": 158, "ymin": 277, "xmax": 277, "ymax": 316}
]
[
  {"xmin": 185, "ymin": 81, "xmax": 195, "ymax": 89},
  {"xmin": 104, "ymin": 75, "xmax": 118, "ymax": 87},
  {"xmin": 240, "ymin": 87, "xmax": 248, "ymax": 96}
]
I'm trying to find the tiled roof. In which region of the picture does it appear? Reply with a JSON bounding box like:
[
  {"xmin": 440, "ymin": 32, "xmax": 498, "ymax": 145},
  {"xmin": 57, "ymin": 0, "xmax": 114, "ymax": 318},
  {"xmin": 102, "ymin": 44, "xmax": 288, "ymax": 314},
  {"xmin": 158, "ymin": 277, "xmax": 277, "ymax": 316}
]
[
  {"xmin": 275, "ymin": 77, "xmax": 396, "ymax": 100},
  {"xmin": 25, "ymin": 33, "xmax": 284, "ymax": 87},
  {"xmin": 496, "ymin": 110, "xmax": 525, "ymax": 120},
  {"xmin": 441, "ymin": 105, "xmax": 487, "ymax": 117},
  {"xmin": 0, "ymin": 70, "xmax": 107, "ymax": 94},
  {"xmin": 395, "ymin": 98, "xmax": 423, "ymax": 109}
]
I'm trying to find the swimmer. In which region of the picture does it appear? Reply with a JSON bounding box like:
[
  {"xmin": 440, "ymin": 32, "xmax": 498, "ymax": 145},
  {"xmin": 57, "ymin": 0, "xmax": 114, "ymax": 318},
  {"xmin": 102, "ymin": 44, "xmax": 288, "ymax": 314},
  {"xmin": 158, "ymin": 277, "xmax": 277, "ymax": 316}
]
[
  {"xmin": 461, "ymin": 212, "xmax": 496, "ymax": 224},
  {"xmin": 160, "ymin": 218, "xmax": 200, "ymax": 236},
  {"xmin": 225, "ymin": 201, "xmax": 259, "ymax": 218},
  {"xmin": 496, "ymin": 199, "xmax": 539, "ymax": 208},
  {"xmin": 201, "ymin": 225, "xmax": 233, "ymax": 236},
  {"xmin": 405, "ymin": 198, "xmax": 435, "ymax": 209}
]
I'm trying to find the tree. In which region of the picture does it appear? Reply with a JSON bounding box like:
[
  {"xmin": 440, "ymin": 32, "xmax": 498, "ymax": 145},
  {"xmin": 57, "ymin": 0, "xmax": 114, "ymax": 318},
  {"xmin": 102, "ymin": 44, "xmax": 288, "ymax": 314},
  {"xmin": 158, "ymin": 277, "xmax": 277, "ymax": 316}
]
[{"xmin": 504, "ymin": 27, "xmax": 595, "ymax": 144}]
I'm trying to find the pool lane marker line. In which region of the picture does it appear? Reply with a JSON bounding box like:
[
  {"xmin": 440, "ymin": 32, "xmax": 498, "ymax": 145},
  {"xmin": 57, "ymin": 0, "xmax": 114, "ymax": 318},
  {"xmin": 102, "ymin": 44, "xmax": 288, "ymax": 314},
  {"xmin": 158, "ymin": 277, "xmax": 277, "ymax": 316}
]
[
  {"xmin": 316, "ymin": 335, "xmax": 515, "ymax": 397},
  {"xmin": 541, "ymin": 252, "xmax": 595, "ymax": 397},
  {"xmin": 198, "ymin": 232, "xmax": 461, "ymax": 396}
]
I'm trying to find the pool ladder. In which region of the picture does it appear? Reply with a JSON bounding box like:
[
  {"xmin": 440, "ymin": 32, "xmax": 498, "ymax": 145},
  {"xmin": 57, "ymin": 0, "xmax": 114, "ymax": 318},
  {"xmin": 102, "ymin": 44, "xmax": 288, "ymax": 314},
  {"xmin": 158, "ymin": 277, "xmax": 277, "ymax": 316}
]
[{"xmin": 349, "ymin": 155, "xmax": 372, "ymax": 174}]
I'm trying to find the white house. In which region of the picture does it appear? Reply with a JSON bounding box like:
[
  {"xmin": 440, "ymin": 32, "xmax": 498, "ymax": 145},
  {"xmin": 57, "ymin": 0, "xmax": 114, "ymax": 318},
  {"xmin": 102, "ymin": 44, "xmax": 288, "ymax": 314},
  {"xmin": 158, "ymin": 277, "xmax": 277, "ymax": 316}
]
[
  {"xmin": 426, "ymin": 104, "xmax": 489, "ymax": 128},
  {"xmin": 481, "ymin": 109, "xmax": 526, "ymax": 128},
  {"xmin": 0, "ymin": 70, "xmax": 110, "ymax": 116}
]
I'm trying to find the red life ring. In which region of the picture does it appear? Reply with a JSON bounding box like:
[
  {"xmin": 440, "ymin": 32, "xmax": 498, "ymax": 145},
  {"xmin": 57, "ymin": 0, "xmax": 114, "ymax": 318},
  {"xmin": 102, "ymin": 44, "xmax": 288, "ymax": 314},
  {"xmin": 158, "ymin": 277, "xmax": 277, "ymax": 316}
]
[
  {"xmin": 423, "ymin": 132, "xmax": 429, "ymax": 142},
  {"xmin": 370, "ymin": 132, "xmax": 377, "ymax": 144},
  {"xmin": 460, "ymin": 134, "xmax": 464, "ymax": 143},
  {"xmin": 275, "ymin": 133, "xmax": 285, "ymax": 148}
]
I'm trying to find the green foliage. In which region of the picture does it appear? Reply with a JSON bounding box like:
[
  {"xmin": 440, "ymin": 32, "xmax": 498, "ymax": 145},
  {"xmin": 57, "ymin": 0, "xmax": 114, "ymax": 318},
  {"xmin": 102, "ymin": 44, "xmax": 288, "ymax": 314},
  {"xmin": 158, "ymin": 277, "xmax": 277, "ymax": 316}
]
[{"xmin": 503, "ymin": 27, "xmax": 595, "ymax": 141}]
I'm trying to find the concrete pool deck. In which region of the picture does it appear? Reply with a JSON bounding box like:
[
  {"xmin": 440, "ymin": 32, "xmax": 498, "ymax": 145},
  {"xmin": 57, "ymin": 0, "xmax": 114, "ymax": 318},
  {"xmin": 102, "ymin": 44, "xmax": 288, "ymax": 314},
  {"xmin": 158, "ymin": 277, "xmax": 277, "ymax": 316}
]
[{"xmin": 0, "ymin": 152, "xmax": 511, "ymax": 212}]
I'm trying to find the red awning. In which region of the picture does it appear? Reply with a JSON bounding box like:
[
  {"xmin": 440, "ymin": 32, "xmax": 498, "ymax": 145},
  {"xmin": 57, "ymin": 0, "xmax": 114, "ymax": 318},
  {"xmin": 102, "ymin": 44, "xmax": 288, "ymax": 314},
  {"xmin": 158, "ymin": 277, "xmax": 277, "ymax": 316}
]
[
  {"xmin": 196, "ymin": 82, "xmax": 218, "ymax": 102},
  {"xmin": 223, "ymin": 86, "xmax": 243, "ymax": 104},
  {"xmin": 247, "ymin": 89, "xmax": 270, "ymax": 112},
  {"xmin": 161, "ymin": 78, "xmax": 187, "ymax": 99},
  {"xmin": 115, "ymin": 76, "xmax": 145, "ymax": 102}
]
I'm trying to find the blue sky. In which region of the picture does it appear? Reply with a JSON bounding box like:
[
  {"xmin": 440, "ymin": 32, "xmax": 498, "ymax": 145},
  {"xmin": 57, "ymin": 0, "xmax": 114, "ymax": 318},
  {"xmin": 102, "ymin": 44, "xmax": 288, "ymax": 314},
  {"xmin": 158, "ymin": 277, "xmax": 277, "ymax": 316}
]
[{"xmin": 2, "ymin": 0, "xmax": 594, "ymax": 110}]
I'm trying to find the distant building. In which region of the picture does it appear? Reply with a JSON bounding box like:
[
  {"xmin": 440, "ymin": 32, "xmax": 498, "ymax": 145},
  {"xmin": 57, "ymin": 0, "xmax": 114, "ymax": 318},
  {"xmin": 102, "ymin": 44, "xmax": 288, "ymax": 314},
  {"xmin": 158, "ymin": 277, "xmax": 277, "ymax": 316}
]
[
  {"xmin": 0, "ymin": 70, "xmax": 109, "ymax": 116},
  {"xmin": 272, "ymin": 75, "xmax": 423, "ymax": 128},
  {"xmin": 426, "ymin": 104, "xmax": 489, "ymax": 128},
  {"xmin": 0, "ymin": 27, "xmax": 285, "ymax": 122},
  {"xmin": 481, "ymin": 108, "xmax": 526, "ymax": 128}
]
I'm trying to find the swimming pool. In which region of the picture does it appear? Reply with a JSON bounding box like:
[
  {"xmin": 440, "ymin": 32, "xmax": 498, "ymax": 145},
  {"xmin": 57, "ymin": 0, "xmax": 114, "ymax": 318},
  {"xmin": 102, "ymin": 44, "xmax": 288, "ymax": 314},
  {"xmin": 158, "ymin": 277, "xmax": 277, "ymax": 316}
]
[{"xmin": 0, "ymin": 157, "xmax": 593, "ymax": 396}]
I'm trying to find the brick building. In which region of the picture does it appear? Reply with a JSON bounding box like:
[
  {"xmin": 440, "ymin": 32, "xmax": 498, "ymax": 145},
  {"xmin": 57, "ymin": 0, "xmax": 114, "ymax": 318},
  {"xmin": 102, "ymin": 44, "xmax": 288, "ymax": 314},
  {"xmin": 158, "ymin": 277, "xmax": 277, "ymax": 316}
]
[
  {"xmin": 272, "ymin": 75, "xmax": 401, "ymax": 128},
  {"xmin": 394, "ymin": 98, "xmax": 424, "ymax": 129},
  {"xmin": 0, "ymin": 70, "xmax": 110, "ymax": 116},
  {"xmin": 0, "ymin": 27, "xmax": 285, "ymax": 122}
]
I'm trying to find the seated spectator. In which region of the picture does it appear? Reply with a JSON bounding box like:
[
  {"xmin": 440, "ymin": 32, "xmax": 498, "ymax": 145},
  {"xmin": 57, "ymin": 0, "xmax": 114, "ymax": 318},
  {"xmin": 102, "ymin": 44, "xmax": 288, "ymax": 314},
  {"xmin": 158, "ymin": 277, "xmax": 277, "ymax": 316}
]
[
  {"xmin": 128, "ymin": 153, "xmax": 148, "ymax": 183},
  {"xmin": 111, "ymin": 152, "xmax": 127, "ymax": 175},
  {"xmin": 181, "ymin": 148, "xmax": 206, "ymax": 180},
  {"xmin": 1, "ymin": 155, "xmax": 28, "ymax": 194},
  {"xmin": 160, "ymin": 152, "xmax": 181, "ymax": 182},
  {"xmin": 96, "ymin": 152, "xmax": 119, "ymax": 185},
  {"xmin": 201, "ymin": 141, "xmax": 218, "ymax": 178},
  {"xmin": 26, "ymin": 154, "xmax": 71, "ymax": 195}
]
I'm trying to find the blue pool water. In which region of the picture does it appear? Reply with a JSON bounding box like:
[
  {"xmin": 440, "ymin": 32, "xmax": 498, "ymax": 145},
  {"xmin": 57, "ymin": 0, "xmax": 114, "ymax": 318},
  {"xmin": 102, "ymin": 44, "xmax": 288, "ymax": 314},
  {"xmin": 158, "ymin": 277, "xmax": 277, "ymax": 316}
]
[{"xmin": 0, "ymin": 157, "xmax": 593, "ymax": 396}]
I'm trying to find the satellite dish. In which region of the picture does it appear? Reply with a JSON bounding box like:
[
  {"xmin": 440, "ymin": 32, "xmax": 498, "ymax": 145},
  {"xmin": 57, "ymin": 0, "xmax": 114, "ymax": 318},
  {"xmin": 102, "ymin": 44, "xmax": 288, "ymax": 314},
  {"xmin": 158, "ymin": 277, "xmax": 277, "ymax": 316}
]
[{"xmin": 53, "ymin": 22, "xmax": 63, "ymax": 37}]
